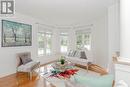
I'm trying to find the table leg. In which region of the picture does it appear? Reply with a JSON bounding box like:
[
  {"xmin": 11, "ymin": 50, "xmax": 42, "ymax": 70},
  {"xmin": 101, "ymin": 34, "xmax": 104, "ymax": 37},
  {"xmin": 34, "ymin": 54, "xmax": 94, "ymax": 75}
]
[{"xmin": 43, "ymin": 78, "xmax": 47, "ymax": 87}]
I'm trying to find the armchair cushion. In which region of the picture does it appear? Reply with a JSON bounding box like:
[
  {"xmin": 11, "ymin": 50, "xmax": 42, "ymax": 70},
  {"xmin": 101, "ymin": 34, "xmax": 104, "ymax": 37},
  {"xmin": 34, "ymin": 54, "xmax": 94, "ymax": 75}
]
[
  {"xmin": 20, "ymin": 54, "xmax": 32, "ymax": 65},
  {"xmin": 17, "ymin": 61, "xmax": 40, "ymax": 72}
]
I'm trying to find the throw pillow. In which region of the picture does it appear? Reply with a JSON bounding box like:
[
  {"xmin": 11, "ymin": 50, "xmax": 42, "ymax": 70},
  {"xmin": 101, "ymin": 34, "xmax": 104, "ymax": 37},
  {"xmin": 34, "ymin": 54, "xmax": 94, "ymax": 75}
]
[
  {"xmin": 74, "ymin": 51, "xmax": 79, "ymax": 57},
  {"xmin": 20, "ymin": 54, "xmax": 32, "ymax": 65},
  {"xmin": 75, "ymin": 74, "xmax": 114, "ymax": 87},
  {"xmin": 73, "ymin": 51, "xmax": 77, "ymax": 57},
  {"xmin": 68, "ymin": 50, "xmax": 72, "ymax": 56},
  {"xmin": 80, "ymin": 51, "xmax": 87, "ymax": 59},
  {"xmin": 71, "ymin": 50, "xmax": 75, "ymax": 57}
]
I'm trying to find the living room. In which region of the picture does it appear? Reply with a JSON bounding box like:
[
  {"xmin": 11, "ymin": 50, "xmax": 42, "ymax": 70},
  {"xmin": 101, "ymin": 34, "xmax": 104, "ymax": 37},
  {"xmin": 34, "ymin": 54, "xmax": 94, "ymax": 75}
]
[{"xmin": 0, "ymin": 0, "xmax": 130, "ymax": 87}]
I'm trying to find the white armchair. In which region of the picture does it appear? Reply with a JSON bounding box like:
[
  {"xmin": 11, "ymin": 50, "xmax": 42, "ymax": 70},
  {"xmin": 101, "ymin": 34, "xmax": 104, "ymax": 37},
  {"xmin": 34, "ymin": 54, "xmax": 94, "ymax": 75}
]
[{"xmin": 16, "ymin": 52, "xmax": 40, "ymax": 80}]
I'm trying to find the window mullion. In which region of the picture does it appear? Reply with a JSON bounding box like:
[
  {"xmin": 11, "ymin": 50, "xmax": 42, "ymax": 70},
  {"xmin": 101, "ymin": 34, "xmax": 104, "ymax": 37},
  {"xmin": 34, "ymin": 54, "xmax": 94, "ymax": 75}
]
[
  {"xmin": 45, "ymin": 33, "xmax": 47, "ymax": 55},
  {"xmin": 82, "ymin": 34, "xmax": 85, "ymax": 48}
]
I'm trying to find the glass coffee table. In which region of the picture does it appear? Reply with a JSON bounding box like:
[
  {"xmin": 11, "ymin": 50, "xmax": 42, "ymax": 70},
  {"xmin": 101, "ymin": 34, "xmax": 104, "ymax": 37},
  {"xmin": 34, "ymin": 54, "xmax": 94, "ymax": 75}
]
[{"xmin": 41, "ymin": 62, "xmax": 99, "ymax": 87}]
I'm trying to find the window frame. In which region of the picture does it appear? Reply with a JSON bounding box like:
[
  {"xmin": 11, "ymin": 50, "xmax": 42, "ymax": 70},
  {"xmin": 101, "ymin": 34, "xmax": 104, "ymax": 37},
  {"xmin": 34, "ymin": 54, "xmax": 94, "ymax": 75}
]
[
  {"xmin": 76, "ymin": 32, "xmax": 91, "ymax": 50},
  {"xmin": 38, "ymin": 31, "xmax": 52, "ymax": 56},
  {"xmin": 60, "ymin": 32, "xmax": 68, "ymax": 54}
]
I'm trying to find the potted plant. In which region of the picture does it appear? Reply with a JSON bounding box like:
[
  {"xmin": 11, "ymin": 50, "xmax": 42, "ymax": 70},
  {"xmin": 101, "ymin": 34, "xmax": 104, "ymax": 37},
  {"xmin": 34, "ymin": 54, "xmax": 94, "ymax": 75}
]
[{"xmin": 60, "ymin": 56, "xmax": 65, "ymax": 65}]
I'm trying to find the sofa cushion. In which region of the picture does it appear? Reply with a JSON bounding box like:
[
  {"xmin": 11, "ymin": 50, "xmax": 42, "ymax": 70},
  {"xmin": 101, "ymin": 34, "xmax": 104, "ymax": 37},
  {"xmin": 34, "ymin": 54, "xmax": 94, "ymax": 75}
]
[
  {"xmin": 80, "ymin": 51, "xmax": 87, "ymax": 59},
  {"xmin": 68, "ymin": 50, "xmax": 74, "ymax": 57},
  {"xmin": 68, "ymin": 50, "xmax": 72, "ymax": 56},
  {"xmin": 66, "ymin": 57, "xmax": 88, "ymax": 66},
  {"xmin": 71, "ymin": 50, "xmax": 76, "ymax": 57},
  {"xmin": 75, "ymin": 74, "xmax": 114, "ymax": 87},
  {"xmin": 74, "ymin": 51, "xmax": 80, "ymax": 57}
]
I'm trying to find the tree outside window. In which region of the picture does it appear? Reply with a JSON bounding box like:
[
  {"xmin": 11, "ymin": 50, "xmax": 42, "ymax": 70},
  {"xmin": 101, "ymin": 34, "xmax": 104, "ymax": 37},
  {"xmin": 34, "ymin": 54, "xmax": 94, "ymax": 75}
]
[
  {"xmin": 76, "ymin": 33, "xmax": 91, "ymax": 50},
  {"xmin": 38, "ymin": 32, "xmax": 45, "ymax": 55},
  {"xmin": 38, "ymin": 32, "xmax": 52, "ymax": 56},
  {"xmin": 46, "ymin": 32, "xmax": 52, "ymax": 55},
  {"xmin": 60, "ymin": 33, "xmax": 68, "ymax": 53}
]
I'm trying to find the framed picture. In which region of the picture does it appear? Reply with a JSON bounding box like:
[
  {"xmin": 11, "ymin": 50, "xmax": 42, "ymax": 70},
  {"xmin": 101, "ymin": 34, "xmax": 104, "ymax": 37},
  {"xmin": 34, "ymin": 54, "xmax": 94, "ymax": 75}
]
[{"xmin": 1, "ymin": 20, "xmax": 32, "ymax": 47}]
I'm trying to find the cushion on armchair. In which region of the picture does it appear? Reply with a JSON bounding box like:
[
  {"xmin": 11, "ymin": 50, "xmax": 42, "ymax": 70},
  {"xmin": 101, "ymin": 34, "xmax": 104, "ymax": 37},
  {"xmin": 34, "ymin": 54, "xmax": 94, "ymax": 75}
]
[
  {"xmin": 17, "ymin": 61, "xmax": 40, "ymax": 72},
  {"xmin": 20, "ymin": 54, "xmax": 32, "ymax": 65}
]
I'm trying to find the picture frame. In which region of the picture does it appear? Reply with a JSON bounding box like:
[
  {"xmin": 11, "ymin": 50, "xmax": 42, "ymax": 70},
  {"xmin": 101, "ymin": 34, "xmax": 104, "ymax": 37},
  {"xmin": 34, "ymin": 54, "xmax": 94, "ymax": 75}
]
[{"xmin": 1, "ymin": 20, "xmax": 32, "ymax": 47}]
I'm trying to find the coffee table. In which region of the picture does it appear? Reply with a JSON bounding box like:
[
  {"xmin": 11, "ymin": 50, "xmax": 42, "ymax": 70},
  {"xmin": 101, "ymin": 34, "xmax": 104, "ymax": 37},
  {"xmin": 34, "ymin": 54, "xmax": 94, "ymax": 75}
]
[{"xmin": 41, "ymin": 63, "xmax": 99, "ymax": 87}]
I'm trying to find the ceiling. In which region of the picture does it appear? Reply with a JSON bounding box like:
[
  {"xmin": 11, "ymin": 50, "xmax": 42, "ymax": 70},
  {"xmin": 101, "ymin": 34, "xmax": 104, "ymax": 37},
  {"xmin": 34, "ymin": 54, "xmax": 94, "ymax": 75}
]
[{"xmin": 15, "ymin": 0, "xmax": 117, "ymax": 25}]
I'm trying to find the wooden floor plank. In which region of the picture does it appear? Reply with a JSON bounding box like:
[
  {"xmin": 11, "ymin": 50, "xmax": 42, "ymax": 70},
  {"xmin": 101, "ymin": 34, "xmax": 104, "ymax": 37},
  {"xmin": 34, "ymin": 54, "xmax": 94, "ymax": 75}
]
[{"xmin": 0, "ymin": 72, "xmax": 45, "ymax": 87}]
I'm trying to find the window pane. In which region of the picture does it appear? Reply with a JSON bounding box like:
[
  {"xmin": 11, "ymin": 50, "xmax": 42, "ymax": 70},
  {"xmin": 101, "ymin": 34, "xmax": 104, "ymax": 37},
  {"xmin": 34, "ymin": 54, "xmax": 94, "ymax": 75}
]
[
  {"xmin": 60, "ymin": 33, "xmax": 68, "ymax": 53},
  {"xmin": 38, "ymin": 32, "xmax": 45, "ymax": 55},
  {"xmin": 76, "ymin": 34, "xmax": 83, "ymax": 49},
  {"xmin": 84, "ymin": 34, "xmax": 91, "ymax": 50},
  {"xmin": 76, "ymin": 33, "xmax": 91, "ymax": 50},
  {"xmin": 46, "ymin": 33, "xmax": 52, "ymax": 55}
]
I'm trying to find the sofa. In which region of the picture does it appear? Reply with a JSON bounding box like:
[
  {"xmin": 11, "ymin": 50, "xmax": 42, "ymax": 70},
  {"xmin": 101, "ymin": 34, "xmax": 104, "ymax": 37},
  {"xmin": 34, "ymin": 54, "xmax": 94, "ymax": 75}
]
[{"xmin": 65, "ymin": 49, "xmax": 93, "ymax": 70}]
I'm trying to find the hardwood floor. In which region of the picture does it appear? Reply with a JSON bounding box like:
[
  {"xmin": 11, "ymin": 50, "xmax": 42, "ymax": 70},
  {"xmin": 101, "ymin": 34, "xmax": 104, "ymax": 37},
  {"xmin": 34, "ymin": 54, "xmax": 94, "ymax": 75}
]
[
  {"xmin": 0, "ymin": 61, "xmax": 56, "ymax": 87},
  {"xmin": 0, "ymin": 72, "xmax": 45, "ymax": 87}
]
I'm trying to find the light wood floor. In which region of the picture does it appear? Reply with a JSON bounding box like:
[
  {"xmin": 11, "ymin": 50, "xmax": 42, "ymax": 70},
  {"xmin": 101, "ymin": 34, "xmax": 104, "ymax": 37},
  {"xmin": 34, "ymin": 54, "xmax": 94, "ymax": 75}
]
[{"xmin": 0, "ymin": 72, "xmax": 45, "ymax": 87}]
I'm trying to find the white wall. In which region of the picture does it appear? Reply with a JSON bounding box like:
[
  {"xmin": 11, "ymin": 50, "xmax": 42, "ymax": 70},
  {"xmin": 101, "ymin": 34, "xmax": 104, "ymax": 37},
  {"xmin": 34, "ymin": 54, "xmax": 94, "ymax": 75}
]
[
  {"xmin": 115, "ymin": 0, "xmax": 130, "ymax": 86},
  {"xmin": 91, "ymin": 2, "xmax": 120, "ymax": 70},
  {"xmin": 108, "ymin": 3, "xmax": 120, "ymax": 73},
  {"xmin": 92, "ymin": 16, "xmax": 108, "ymax": 68},
  {"xmin": 120, "ymin": 0, "xmax": 130, "ymax": 59}
]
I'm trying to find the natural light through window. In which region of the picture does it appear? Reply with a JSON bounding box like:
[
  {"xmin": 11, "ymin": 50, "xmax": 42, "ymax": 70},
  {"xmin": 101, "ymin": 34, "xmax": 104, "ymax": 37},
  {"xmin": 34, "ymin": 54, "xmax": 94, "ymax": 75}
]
[
  {"xmin": 60, "ymin": 33, "xmax": 68, "ymax": 53},
  {"xmin": 76, "ymin": 32, "xmax": 91, "ymax": 50},
  {"xmin": 38, "ymin": 31, "xmax": 52, "ymax": 56}
]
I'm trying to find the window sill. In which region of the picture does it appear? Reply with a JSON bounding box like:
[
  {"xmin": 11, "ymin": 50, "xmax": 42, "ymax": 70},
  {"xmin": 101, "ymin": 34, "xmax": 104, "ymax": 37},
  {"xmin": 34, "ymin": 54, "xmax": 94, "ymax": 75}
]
[{"xmin": 38, "ymin": 54, "xmax": 52, "ymax": 57}]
